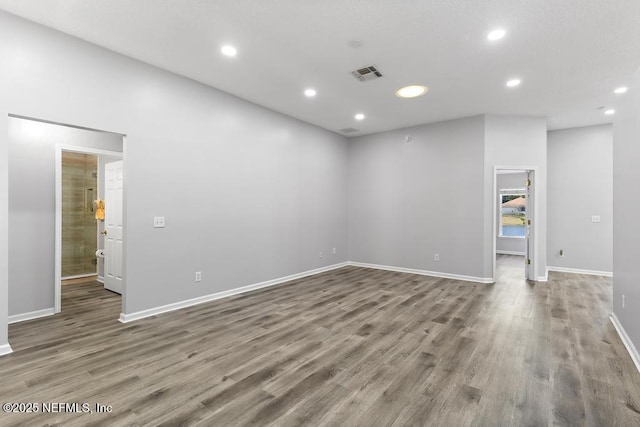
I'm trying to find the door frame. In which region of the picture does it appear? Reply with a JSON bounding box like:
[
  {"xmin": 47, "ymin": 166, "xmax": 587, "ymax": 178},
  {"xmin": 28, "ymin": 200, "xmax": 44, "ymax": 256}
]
[
  {"xmin": 54, "ymin": 145, "xmax": 123, "ymax": 313},
  {"xmin": 492, "ymin": 166, "xmax": 539, "ymax": 282}
]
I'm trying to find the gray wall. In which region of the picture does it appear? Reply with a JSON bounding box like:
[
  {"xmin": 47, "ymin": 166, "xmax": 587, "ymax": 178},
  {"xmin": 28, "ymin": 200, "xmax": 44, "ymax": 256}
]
[
  {"xmin": 548, "ymin": 125, "xmax": 613, "ymax": 273},
  {"xmin": 348, "ymin": 115, "xmax": 487, "ymax": 279},
  {"xmin": 347, "ymin": 114, "xmax": 546, "ymax": 282},
  {"xmin": 613, "ymin": 65, "xmax": 640, "ymax": 352},
  {"xmin": 0, "ymin": 9, "xmax": 348, "ymax": 333},
  {"xmin": 8, "ymin": 118, "xmax": 123, "ymax": 316},
  {"xmin": 484, "ymin": 115, "xmax": 548, "ymax": 280},
  {"xmin": 496, "ymin": 172, "xmax": 527, "ymax": 255}
]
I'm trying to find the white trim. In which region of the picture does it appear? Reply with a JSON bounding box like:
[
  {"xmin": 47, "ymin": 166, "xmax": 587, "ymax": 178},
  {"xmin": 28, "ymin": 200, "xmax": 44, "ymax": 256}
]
[
  {"xmin": 536, "ymin": 275, "xmax": 548, "ymax": 282},
  {"xmin": 547, "ymin": 266, "xmax": 613, "ymax": 277},
  {"xmin": 347, "ymin": 261, "xmax": 494, "ymax": 284},
  {"xmin": 119, "ymin": 262, "xmax": 349, "ymax": 323},
  {"xmin": 55, "ymin": 144, "xmax": 123, "ymax": 315},
  {"xmin": 97, "ymin": 275, "xmax": 104, "ymax": 284},
  {"xmin": 493, "ymin": 166, "xmax": 541, "ymax": 283},
  {"xmin": 496, "ymin": 250, "xmax": 526, "ymax": 256},
  {"xmin": 610, "ymin": 313, "xmax": 640, "ymax": 373},
  {"xmin": 8, "ymin": 308, "xmax": 55, "ymax": 324},
  {"xmin": 62, "ymin": 273, "xmax": 97, "ymax": 281},
  {"xmin": 0, "ymin": 344, "xmax": 13, "ymax": 356},
  {"xmin": 54, "ymin": 147, "xmax": 61, "ymax": 313}
]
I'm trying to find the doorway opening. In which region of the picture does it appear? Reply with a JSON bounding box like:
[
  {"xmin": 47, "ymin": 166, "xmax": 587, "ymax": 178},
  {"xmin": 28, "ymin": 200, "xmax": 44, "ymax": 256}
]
[
  {"xmin": 7, "ymin": 115, "xmax": 125, "ymax": 327},
  {"xmin": 58, "ymin": 148, "xmax": 124, "ymax": 301},
  {"xmin": 56, "ymin": 146, "xmax": 124, "ymax": 312},
  {"xmin": 493, "ymin": 167, "xmax": 538, "ymax": 282},
  {"xmin": 61, "ymin": 152, "xmax": 100, "ymax": 284}
]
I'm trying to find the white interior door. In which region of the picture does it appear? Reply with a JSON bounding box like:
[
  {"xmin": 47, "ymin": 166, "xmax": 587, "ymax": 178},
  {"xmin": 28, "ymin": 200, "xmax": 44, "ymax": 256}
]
[
  {"xmin": 104, "ymin": 160, "xmax": 124, "ymax": 294},
  {"xmin": 524, "ymin": 171, "xmax": 534, "ymax": 280}
]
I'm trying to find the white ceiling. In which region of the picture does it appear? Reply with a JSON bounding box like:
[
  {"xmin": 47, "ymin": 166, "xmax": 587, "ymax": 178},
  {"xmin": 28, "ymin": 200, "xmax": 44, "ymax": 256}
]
[{"xmin": 1, "ymin": 0, "xmax": 639, "ymax": 136}]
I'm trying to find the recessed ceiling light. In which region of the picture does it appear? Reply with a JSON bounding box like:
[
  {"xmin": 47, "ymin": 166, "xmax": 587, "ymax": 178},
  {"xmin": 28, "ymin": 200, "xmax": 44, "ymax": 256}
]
[
  {"xmin": 506, "ymin": 79, "xmax": 521, "ymax": 88},
  {"xmin": 354, "ymin": 113, "xmax": 365, "ymax": 121},
  {"xmin": 304, "ymin": 88, "xmax": 317, "ymax": 97},
  {"xmin": 395, "ymin": 85, "xmax": 429, "ymax": 98},
  {"xmin": 221, "ymin": 45, "xmax": 237, "ymax": 57},
  {"xmin": 614, "ymin": 87, "xmax": 628, "ymax": 94},
  {"xmin": 605, "ymin": 109, "xmax": 615, "ymax": 115},
  {"xmin": 487, "ymin": 29, "xmax": 506, "ymax": 41}
]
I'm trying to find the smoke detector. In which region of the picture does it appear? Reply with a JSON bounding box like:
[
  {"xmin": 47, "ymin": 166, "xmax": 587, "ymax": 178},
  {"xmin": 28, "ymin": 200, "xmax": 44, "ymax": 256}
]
[{"xmin": 351, "ymin": 65, "xmax": 383, "ymax": 82}]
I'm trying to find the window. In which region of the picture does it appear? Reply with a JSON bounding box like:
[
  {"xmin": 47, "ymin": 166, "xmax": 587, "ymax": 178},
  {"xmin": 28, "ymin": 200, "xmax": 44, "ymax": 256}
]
[{"xmin": 500, "ymin": 190, "xmax": 526, "ymax": 237}]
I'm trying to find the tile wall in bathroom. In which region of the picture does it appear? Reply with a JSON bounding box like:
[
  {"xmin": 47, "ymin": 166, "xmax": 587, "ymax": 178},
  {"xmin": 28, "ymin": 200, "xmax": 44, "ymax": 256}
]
[{"xmin": 62, "ymin": 152, "xmax": 98, "ymax": 277}]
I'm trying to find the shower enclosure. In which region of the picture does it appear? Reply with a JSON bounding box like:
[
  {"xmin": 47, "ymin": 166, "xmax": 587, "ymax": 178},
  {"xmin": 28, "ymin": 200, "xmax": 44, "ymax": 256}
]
[{"xmin": 61, "ymin": 152, "xmax": 98, "ymax": 278}]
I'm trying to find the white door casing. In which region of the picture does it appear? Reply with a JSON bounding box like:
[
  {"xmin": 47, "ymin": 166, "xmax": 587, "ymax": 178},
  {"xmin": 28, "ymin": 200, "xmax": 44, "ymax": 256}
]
[
  {"xmin": 492, "ymin": 166, "xmax": 539, "ymax": 283},
  {"xmin": 525, "ymin": 171, "xmax": 535, "ymax": 281},
  {"xmin": 104, "ymin": 160, "xmax": 124, "ymax": 294},
  {"xmin": 55, "ymin": 145, "xmax": 123, "ymax": 313}
]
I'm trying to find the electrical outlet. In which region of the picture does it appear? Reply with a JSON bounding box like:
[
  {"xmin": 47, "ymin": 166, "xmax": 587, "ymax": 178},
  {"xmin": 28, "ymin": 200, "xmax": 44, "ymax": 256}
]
[
  {"xmin": 319, "ymin": 251, "xmax": 323, "ymax": 258},
  {"xmin": 153, "ymin": 216, "xmax": 165, "ymax": 228},
  {"xmin": 623, "ymin": 294, "xmax": 626, "ymax": 309},
  {"xmin": 332, "ymin": 247, "xmax": 337, "ymax": 255},
  {"xmin": 195, "ymin": 271, "xmax": 202, "ymax": 282},
  {"xmin": 591, "ymin": 215, "xmax": 601, "ymax": 223},
  {"xmin": 434, "ymin": 253, "xmax": 440, "ymax": 262}
]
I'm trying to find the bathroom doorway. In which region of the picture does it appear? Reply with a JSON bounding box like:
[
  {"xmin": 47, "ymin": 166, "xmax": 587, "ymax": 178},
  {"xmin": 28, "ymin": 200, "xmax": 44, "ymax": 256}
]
[
  {"xmin": 7, "ymin": 115, "xmax": 125, "ymax": 324},
  {"xmin": 56, "ymin": 145, "xmax": 123, "ymax": 312},
  {"xmin": 60, "ymin": 152, "xmax": 99, "ymax": 283}
]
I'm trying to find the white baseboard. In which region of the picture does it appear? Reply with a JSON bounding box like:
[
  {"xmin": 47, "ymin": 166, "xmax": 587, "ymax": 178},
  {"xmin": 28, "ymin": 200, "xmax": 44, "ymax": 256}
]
[
  {"xmin": 8, "ymin": 308, "xmax": 55, "ymax": 324},
  {"xmin": 346, "ymin": 261, "xmax": 494, "ymax": 284},
  {"xmin": 610, "ymin": 313, "xmax": 640, "ymax": 374},
  {"xmin": 496, "ymin": 250, "xmax": 526, "ymax": 256},
  {"xmin": 119, "ymin": 262, "xmax": 349, "ymax": 323},
  {"xmin": 97, "ymin": 276, "xmax": 104, "ymax": 284},
  {"xmin": 62, "ymin": 273, "xmax": 97, "ymax": 280},
  {"xmin": 0, "ymin": 343, "xmax": 13, "ymax": 356},
  {"xmin": 547, "ymin": 266, "xmax": 613, "ymax": 277},
  {"xmin": 536, "ymin": 275, "xmax": 548, "ymax": 282}
]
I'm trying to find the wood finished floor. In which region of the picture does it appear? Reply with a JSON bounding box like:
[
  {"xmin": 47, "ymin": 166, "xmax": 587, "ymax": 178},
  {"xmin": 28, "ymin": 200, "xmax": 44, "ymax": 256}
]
[{"xmin": 2, "ymin": 255, "xmax": 640, "ymax": 426}]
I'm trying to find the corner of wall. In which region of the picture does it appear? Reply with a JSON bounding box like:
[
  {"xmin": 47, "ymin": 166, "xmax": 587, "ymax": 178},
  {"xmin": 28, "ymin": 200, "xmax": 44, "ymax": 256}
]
[
  {"xmin": 612, "ymin": 64, "xmax": 640, "ymax": 360},
  {"xmin": 0, "ymin": 109, "xmax": 9, "ymax": 347}
]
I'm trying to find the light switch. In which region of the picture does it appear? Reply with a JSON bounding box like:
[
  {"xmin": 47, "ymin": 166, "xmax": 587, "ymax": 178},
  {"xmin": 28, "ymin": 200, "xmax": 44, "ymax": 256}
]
[
  {"xmin": 591, "ymin": 215, "xmax": 601, "ymax": 223},
  {"xmin": 153, "ymin": 216, "xmax": 165, "ymax": 228}
]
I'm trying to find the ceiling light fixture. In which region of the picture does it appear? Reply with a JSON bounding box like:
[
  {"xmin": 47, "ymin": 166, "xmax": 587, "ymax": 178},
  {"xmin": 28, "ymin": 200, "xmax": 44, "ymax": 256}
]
[
  {"xmin": 605, "ymin": 109, "xmax": 615, "ymax": 115},
  {"xmin": 395, "ymin": 85, "xmax": 428, "ymax": 98},
  {"xmin": 506, "ymin": 79, "xmax": 521, "ymax": 88},
  {"xmin": 221, "ymin": 45, "xmax": 237, "ymax": 57},
  {"xmin": 614, "ymin": 87, "xmax": 628, "ymax": 94},
  {"xmin": 487, "ymin": 29, "xmax": 506, "ymax": 41},
  {"xmin": 304, "ymin": 88, "xmax": 317, "ymax": 97},
  {"xmin": 355, "ymin": 113, "xmax": 365, "ymax": 121}
]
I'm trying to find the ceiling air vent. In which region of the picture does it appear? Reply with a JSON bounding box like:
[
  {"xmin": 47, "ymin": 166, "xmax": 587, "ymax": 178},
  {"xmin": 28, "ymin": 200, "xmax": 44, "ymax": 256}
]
[
  {"xmin": 339, "ymin": 128, "xmax": 359, "ymax": 134},
  {"xmin": 351, "ymin": 65, "xmax": 383, "ymax": 82}
]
